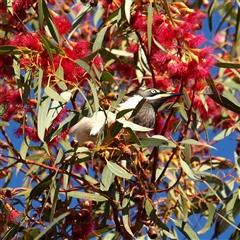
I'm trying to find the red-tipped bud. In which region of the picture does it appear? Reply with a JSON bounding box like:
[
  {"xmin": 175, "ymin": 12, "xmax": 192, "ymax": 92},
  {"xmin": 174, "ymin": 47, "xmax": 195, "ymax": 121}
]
[
  {"xmin": 71, "ymin": 139, "xmax": 79, "ymax": 148},
  {"xmin": 148, "ymin": 227, "xmax": 158, "ymax": 239},
  {"xmin": 83, "ymin": 141, "xmax": 95, "ymax": 149}
]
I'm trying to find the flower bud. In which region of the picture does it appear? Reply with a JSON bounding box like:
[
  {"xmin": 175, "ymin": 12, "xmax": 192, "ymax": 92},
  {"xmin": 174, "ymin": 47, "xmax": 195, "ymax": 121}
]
[
  {"xmin": 70, "ymin": 139, "xmax": 79, "ymax": 148},
  {"xmin": 148, "ymin": 227, "xmax": 158, "ymax": 239}
]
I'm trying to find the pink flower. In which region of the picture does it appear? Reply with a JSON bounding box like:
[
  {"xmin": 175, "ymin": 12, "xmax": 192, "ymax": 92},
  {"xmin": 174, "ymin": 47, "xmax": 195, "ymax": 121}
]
[
  {"xmin": 213, "ymin": 32, "xmax": 225, "ymax": 45},
  {"xmin": 8, "ymin": 210, "xmax": 20, "ymax": 222}
]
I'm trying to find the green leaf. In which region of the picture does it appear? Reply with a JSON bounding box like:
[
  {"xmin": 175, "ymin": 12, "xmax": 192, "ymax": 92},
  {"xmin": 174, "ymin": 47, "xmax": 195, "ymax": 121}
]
[
  {"xmin": 184, "ymin": 144, "xmax": 191, "ymax": 165},
  {"xmin": 215, "ymin": 62, "xmax": 240, "ymax": 68},
  {"xmin": 208, "ymin": 94, "xmax": 240, "ymax": 114},
  {"xmin": 88, "ymin": 81, "xmax": 99, "ymax": 119},
  {"xmin": 125, "ymin": 127, "xmax": 141, "ymax": 145},
  {"xmin": 0, "ymin": 121, "xmax": 9, "ymax": 126},
  {"xmin": 22, "ymin": 70, "xmax": 32, "ymax": 105},
  {"xmin": 17, "ymin": 137, "xmax": 30, "ymax": 174},
  {"xmin": 38, "ymin": 0, "xmax": 44, "ymax": 27},
  {"xmin": 182, "ymin": 88, "xmax": 191, "ymax": 109},
  {"xmin": 41, "ymin": 0, "xmax": 60, "ymax": 43},
  {"xmin": 29, "ymin": 179, "xmax": 52, "ymax": 200},
  {"xmin": 230, "ymin": 6, "xmax": 240, "ymax": 59},
  {"xmin": 145, "ymin": 199, "xmax": 169, "ymax": 231},
  {"xmin": 195, "ymin": 171, "xmax": 223, "ymax": 186},
  {"xmin": 69, "ymin": 4, "xmax": 92, "ymax": 39},
  {"xmin": 100, "ymin": 71, "xmax": 115, "ymax": 82},
  {"xmin": 116, "ymin": 108, "xmax": 134, "ymax": 119},
  {"xmin": 181, "ymin": 139, "xmax": 217, "ymax": 150},
  {"xmin": 0, "ymin": 45, "xmax": 22, "ymax": 55},
  {"xmin": 110, "ymin": 121, "xmax": 123, "ymax": 137},
  {"xmin": 180, "ymin": 195, "xmax": 188, "ymax": 222},
  {"xmin": 124, "ymin": 0, "xmax": 133, "ymax": 23},
  {"xmin": 147, "ymin": 2, "xmax": 153, "ymax": 54},
  {"xmin": 39, "ymin": 32, "xmax": 54, "ymax": 62},
  {"xmin": 107, "ymin": 161, "xmax": 132, "ymax": 179},
  {"xmin": 129, "ymin": 98, "xmax": 146, "ymax": 119},
  {"xmin": 180, "ymin": 158, "xmax": 198, "ymax": 180},
  {"xmin": 35, "ymin": 212, "xmax": 70, "ymax": 240},
  {"xmin": 163, "ymin": 0, "xmax": 175, "ymax": 27},
  {"xmin": 92, "ymin": 26, "xmax": 108, "ymax": 52},
  {"xmin": 37, "ymin": 95, "xmax": 51, "ymax": 142},
  {"xmin": 223, "ymin": 89, "xmax": 240, "ymax": 106},
  {"xmin": 135, "ymin": 137, "xmax": 168, "ymax": 148},
  {"xmin": 117, "ymin": 118, "xmax": 152, "ymax": 132},
  {"xmin": 213, "ymin": 128, "xmax": 233, "ymax": 141},
  {"xmin": 44, "ymin": 86, "xmax": 67, "ymax": 102},
  {"xmin": 49, "ymin": 178, "xmax": 61, "ymax": 222},
  {"xmin": 122, "ymin": 193, "xmax": 134, "ymax": 237},
  {"xmin": 45, "ymin": 91, "xmax": 71, "ymax": 130},
  {"xmin": 56, "ymin": 65, "xmax": 67, "ymax": 90},
  {"xmin": 34, "ymin": 68, "xmax": 43, "ymax": 108},
  {"xmin": 205, "ymin": 75, "xmax": 222, "ymax": 102},
  {"xmin": 172, "ymin": 220, "xmax": 200, "ymax": 240},
  {"xmin": 139, "ymin": 45, "xmax": 151, "ymax": 75},
  {"xmin": 60, "ymin": 191, "xmax": 107, "ymax": 201},
  {"xmin": 197, "ymin": 203, "xmax": 215, "ymax": 234},
  {"xmin": 100, "ymin": 165, "xmax": 115, "ymax": 191},
  {"xmin": 75, "ymin": 59, "xmax": 96, "ymax": 83}
]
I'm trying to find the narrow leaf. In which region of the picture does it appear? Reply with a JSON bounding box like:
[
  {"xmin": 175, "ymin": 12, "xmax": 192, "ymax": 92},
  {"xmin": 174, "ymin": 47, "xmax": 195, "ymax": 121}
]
[
  {"xmin": 107, "ymin": 161, "xmax": 132, "ymax": 179},
  {"xmin": 147, "ymin": 2, "xmax": 153, "ymax": 54},
  {"xmin": 208, "ymin": 94, "xmax": 240, "ymax": 114},
  {"xmin": 92, "ymin": 26, "xmax": 108, "ymax": 52},
  {"xmin": 100, "ymin": 165, "xmax": 115, "ymax": 191},
  {"xmin": 124, "ymin": 0, "xmax": 133, "ymax": 23},
  {"xmin": 135, "ymin": 137, "xmax": 168, "ymax": 148},
  {"xmin": 181, "ymin": 139, "xmax": 217, "ymax": 150},
  {"xmin": 44, "ymin": 86, "xmax": 67, "ymax": 102},
  {"xmin": 35, "ymin": 212, "xmax": 69, "ymax": 240},
  {"xmin": 117, "ymin": 118, "xmax": 152, "ymax": 132},
  {"xmin": 172, "ymin": 220, "xmax": 200, "ymax": 240},
  {"xmin": 145, "ymin": 199, "xmax": 169, "ymax": 231},
  {"xmin": 60, "ymin": 191, "xmax": 107, "ymax": 201},
  {"xmin": 29, "ymin": 180, "xmax": 52, "ymax": 200},
  {"xmin": 37, "ymin": 95, "xmax": 51, "ymax": 141},
  {"xmin": 197, "ymin": 203, "xmax": 215, "ymax": 234},
  {"xmin": 69, "ymin": 4, "xmax": 92, "ymax": 39}
]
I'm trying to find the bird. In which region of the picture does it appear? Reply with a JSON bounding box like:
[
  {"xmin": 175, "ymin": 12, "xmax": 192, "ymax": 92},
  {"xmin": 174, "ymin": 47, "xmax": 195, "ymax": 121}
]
[{"xmin": 70, "ymin": 88, "xmax": 182, "ymax": 146}]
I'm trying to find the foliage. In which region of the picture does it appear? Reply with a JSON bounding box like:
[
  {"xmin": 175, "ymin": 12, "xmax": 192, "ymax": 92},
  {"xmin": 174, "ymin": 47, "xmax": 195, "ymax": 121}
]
[{"xmin": 0, "ymin": 0, "xmax": 239, "ymax": 239}]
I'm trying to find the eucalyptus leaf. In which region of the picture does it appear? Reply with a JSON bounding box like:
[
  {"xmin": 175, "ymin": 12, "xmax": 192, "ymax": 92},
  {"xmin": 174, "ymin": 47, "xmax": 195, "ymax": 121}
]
[
  {"xmin": 181, "ymin": 139, "xmax": 216, "ymax": 150},
  {"xmin": 100, "ymin": 165, "xmax": 115, "ymax": 191},
  {"xmin": 107, "ymin": 161, "xmax": 132, "ymax": 179},
  {"xmin": 60, "ymin": 191, "xmax": 107, "ymax": 201},
  {"xmin": 172, "ymin": 219, "xmax": 200, "ymax": 240}
]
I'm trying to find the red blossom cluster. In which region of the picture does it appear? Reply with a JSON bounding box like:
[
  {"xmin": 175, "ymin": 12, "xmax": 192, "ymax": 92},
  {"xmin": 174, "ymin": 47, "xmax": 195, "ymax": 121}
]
[
  {"xmin": 130, "ymin": 7, "xmax": 215, "ymax": 89},
  {"xmin": 65, "ymin": 200, "xmax": 95, "ymax": 239},
  {"xmin": 0, "ymin": 0, "xmax": 33, "ymax": 33},
  {"xmin": 0, "ymin": 1, "xmax": 104, "ymax": 145}
]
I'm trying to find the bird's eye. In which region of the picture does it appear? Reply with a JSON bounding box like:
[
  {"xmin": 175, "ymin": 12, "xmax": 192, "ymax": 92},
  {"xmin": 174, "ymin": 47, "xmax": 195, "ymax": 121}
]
[{"xmin": 150, "ymin": 89, "xmax": 156, "ymax": 94}]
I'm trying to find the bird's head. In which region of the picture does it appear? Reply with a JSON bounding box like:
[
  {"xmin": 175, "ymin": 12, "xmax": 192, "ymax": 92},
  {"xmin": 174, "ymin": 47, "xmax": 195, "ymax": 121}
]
[{"xmin": 129, "ymin": 88, "xmax": 183, "ymax": 111}]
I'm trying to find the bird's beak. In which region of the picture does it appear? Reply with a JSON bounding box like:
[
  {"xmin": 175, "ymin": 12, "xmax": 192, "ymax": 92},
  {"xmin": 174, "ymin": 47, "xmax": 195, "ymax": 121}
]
[
  {"xmin": 148, "ymin": 91, "xmax": 183, "ymax": 100},
  {"xmin": 160, "ymin": 92, "xmax": 183, "ymax": 98}
]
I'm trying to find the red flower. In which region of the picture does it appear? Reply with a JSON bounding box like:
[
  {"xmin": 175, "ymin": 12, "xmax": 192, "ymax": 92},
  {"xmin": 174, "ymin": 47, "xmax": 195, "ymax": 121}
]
[
  {"xmin": 193, "ymin": 96, "xmax": 221, "ymax": 122},
  {"xmin": 53, "ymin": 15, "xmax": 71, "ymax": 35},
  {"xmin": 14, "ymin": 125, "xmax": 40, "ymax": 142},
  {"xmin": 0, "ymin": 87, "xmax": 24, "ymax": 121},
  {"xmin": 10, "ymin": 33, "xmax": 42, "ymax": 51}
]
